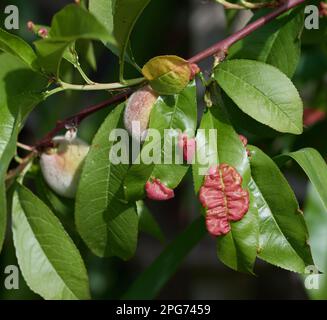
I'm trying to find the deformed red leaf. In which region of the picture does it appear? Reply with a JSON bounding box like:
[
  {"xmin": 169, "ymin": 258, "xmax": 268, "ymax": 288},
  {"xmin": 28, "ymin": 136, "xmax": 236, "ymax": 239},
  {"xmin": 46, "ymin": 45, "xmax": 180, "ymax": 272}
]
[
  {"xmin": 178, "ymin": 133, "xmax": 196, "ymax": 163},
  {"xmin": 145, "ymin": 178, "xmax": 175, "ymax": 201},
  {"xmin": 199, "ymin": 164, "xmax": 249, "ymax": 236}
]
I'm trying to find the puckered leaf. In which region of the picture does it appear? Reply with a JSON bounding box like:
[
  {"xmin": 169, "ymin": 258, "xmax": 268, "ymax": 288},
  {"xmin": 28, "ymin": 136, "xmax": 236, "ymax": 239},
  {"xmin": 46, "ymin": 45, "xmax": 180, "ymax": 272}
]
[{"xmin": 193, "ymin": 84, "xmax": 258, "ymax": 274}]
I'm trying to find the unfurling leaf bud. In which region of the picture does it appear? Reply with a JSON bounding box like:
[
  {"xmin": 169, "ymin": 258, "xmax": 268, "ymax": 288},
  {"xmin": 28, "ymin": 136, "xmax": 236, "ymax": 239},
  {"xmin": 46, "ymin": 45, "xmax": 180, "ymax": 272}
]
[
  {"xmin": 145, "ymin": 178, "xmax": 174, "ymax": 201},
  {"xmin": 40, "ymin": 136, "xmax": 89, "ymax": 198},
  {"xmin": 124, "ymin": 86, "xmax": 158, "ymax": 141},
  {"xmin": 178, "ymin": 133, "xmax": 196, "ymax": 163},
  {"xmin": 142, "ymin": 55, "xmax": 193, "ymax": 95}
]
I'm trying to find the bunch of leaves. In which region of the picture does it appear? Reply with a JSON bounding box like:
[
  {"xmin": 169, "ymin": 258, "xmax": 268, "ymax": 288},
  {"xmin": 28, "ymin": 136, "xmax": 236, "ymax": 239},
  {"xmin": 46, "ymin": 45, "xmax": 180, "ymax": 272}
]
[{"xmin": 0, "ymin": 0, "xmax": 326, "ymax": 300}]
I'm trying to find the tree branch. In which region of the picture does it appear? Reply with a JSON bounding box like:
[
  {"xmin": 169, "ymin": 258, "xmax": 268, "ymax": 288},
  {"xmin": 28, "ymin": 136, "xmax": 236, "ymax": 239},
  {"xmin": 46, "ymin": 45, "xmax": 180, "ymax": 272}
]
[
  {"xmin": 34, "ymin": 88, "xmax": 135, "ymax": 150},
  {"xmin": 188, "ymin": 0, "xmax": 306, "ymax": 64},
  {"xmin": 34, "ymin": 0, "xmax": 305, "ymax": 151}
]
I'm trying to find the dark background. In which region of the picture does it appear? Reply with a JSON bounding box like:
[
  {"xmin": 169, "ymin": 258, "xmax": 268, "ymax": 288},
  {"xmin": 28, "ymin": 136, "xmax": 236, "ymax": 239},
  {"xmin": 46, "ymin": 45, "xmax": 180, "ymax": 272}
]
[{"xmin": 0, "ymin": 0, "xmax": 326, "ymax": 300}]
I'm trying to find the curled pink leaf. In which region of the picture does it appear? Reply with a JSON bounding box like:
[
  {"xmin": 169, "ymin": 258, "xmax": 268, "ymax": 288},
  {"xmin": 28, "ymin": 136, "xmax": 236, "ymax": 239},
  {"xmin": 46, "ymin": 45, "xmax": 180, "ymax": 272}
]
[
  {"xmin": 239, "ymin": 134, "xmax": 248, "ymax": 147},
  {"xmin": 178, "ymin": 133, "xmax": 196, "ymax": 163},
  {"xmin": 199, "ymin": 164, "xmax": 249, "ymax": 236},
  {"xmin": 38, "ymin": 28, "xmax": 48, "ymax": 38},
  {"xmin": 145, "ymin": 178, "xmax": 175, "ymax": 201}
]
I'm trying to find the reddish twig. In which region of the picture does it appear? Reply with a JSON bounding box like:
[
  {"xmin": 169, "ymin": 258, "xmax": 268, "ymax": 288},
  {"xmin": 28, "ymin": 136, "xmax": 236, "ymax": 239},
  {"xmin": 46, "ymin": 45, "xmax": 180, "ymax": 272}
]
[
  {"xmin": 188, "ymin": 0, "xmax": 306, "ymax": 64},
  {"xmin": 34, "ymin": 0, "xmax": 305, "ymax": 151},
  {"xmin": 34, "ymin": 88, "xmax": 135, "ymax": 150}
]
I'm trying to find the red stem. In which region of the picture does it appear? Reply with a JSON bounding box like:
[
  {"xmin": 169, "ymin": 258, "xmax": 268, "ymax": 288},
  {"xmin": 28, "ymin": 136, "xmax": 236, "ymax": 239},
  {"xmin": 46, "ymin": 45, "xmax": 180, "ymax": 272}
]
[
  {"xmin": 34, "ymin": 0, "xmax": 306, "ymax": 150},
  {"xmin": 35, "ymin": 88, "xmax": 134, "ymax": 150},
  {"xmin": 188, "ymin": 0, "xmax": 306, "ymax": 63}
]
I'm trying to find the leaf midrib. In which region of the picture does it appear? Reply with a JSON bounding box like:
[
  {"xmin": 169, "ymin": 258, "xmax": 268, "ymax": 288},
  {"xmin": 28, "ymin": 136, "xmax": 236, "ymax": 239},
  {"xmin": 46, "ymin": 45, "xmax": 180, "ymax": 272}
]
[{"xmin": 218, "ymin": 67, "xmax": 301, "ymax": 133}]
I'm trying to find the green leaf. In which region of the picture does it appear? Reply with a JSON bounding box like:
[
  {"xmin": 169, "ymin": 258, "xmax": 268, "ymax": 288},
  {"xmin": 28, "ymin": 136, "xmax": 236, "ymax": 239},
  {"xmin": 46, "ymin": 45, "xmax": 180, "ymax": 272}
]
[
  {"xmin": 249, "ymin": 145, "xmax": 313, "ymax": 272},
  {"xmin": 304, "ymin": 184, "xmax": 327, "ymax": 273},
  {"xmin": 89, "ymin": 0, "xmax": 151, "ymax": 78},
  {"xmin": 124, "ymin": 81, "xmax": 197, "ymax": 201},
  {"xmin": 280, "ymin": 148, "xmax": 327, "ymax": 271},
  {"xmin": 113, "ymin": 0, "xmax": 151, "ymax": 80},
  {"xmin": 123, "ymin": 217, "xmax": 206, "ymax": 299},
  {"xmin": 35, "ymin": 4, "xmax": 112, "ymax": 76},
  {"xmin": 0, "ymin": 54, "xmax": 47, "ymax": 253},
  {"xmin": 142, "ymin": 55, "xmax": 191, "ymax": 95},
  {"xmin": 12, "ymin": 183, "xmax": 90, "ymax": 300},
  {"xmin": 136, "ymin": 201, "xmax": 164, "ymax": 243},
  {"xmin": 275, "ymin": 148, "xmax": 327, "ymax": 212},
  {"xmin": 229, "ymin": 9, "xmax": 303, "ymax": 78},
  {"xmin": 88, "ymin": 0, "xmax": 137, "ymax": 68},
  {"xmin": 303, "ymin": 184, "xmax": 327, "ymax": 299},
  {"xmin": 75, "ymin": 103, "xmax": 138, "ymax": 259},
  {"xmin": 193, "ymin": 84, "xmax": 258, "ymax": 273},
  {"xmin": 0, "ymin": 28, "xmax": 38, "ymax": 70},
  {"xmin": 215, "ymin": 59, "xmax": 303, "ymax": 134}
]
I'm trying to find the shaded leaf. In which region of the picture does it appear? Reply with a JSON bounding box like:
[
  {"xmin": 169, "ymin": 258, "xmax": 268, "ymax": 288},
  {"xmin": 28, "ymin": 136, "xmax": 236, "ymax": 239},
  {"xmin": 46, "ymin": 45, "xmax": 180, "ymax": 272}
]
[
  {"xmin": 303, "ymin": 184, "xmax": 327, "ymax": 299},
  {"xmin": 215, "ymin": 59, "xmax": 303, "ymax": 134},
  {"xmin": 136, "ymin": 201, "xmax": 164, "ymax": 243},
  {"xmin": 229, "ymin": 9, "xmax": 303, "ymax": 78},
  {"xmin": 35, "ymin": 4, "xmax": 112, "ymax": 76},
  {"xmin": 12, "ymin": 184, "xmax": 90, "ymax": 300},
  {"xmin": 0, "ymin": 28, "xmax": 38, "ymax": 70},
  {"xmin": 75, "ymin": 103, "xmax": 138, "ymax": 259},
  {"xmin": 123, "ymin": 217, "xmax": 206, "ymax": 299},
  {"xmin": 0, "ymin": 54, "xmax": 47, "ymax": 253},
  {"xmin": 275, "ymin": 148, "xmax": 327, "ymax": 212}
]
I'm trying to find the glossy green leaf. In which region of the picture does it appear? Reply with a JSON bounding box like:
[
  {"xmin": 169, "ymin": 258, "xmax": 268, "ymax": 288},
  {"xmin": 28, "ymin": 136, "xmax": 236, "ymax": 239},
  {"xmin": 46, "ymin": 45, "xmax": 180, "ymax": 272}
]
[
  {"xmin": 35, "ymin": 4, "xmax": 112, "ymax": 76},
  {"xmin": 123, "ymin": 217, "xmax": 206, "ymax": 299},
  {"xmin": 222, "ymin": 91, "xmax": 281, "ymax": 138},
  {"xmin": 215, "ymin": 59, "xmax": 303, "ymax": 134},
  {"xmin": 229, "ymin": 9, "xmax": 303, "ymax": 78},
  {"xmin": 12, "ymin": 184, "xmax": 90, "ymax": 300},
  {"xmin": 193, "ymin": 84, "xmax": 258, "ymax": 273},
  {"xmin": 249, "ymin": 145, "xmax": 313, "ymax": 272},
  {"xmin": 0, "ymin": 28, "xmax": 38, "ymax": 69},
  {"xmin": 136, "ymin": 201, "xmax": 164, "ymax": 243},
  {"xmin": 275, "ymin": 148, "xmax": 327, "ymax": 212},
  {"xmin": 124, "ymin": 81, "xmax": 197, "ymax": 201},
  {"xmin": 75, "ymin": 103, "xmax": 138, "ymax": 259},
  {"xmin": 0, "ymin": 54, "xmax": 47, "ymax": 253}
]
